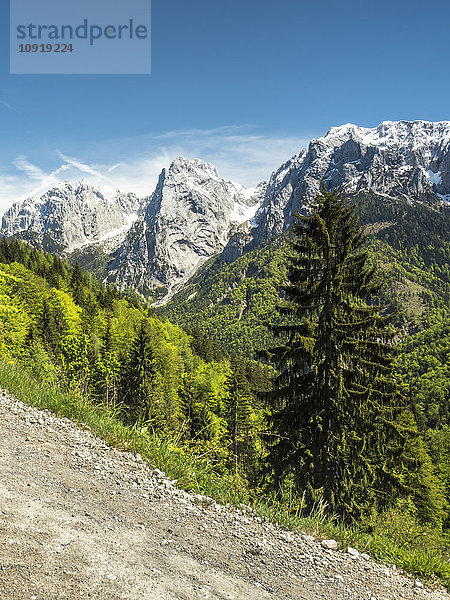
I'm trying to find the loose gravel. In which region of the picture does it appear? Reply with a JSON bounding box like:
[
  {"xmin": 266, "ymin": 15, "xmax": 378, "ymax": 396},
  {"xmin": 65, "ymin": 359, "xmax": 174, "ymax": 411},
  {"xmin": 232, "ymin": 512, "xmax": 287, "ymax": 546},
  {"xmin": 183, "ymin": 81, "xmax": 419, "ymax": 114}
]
[{"xmin": 0, "ymin": 388, "xmax": 449, "ymax": 600}]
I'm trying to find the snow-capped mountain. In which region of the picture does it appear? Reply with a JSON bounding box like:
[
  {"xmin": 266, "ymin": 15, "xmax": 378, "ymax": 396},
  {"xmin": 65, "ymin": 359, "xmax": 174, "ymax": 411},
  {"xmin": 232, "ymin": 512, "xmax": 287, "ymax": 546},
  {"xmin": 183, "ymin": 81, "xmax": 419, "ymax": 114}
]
[
  {"xmin": 2, "ymin": 120, "xmax": 449, "ymax": 303},
  {"xmin": 252, "ymin": 120, "xmax": 450, "ymax": 242},
  {"xmin": 106, "ymin": 157, "xmax": 264, "ymax": 301},
  {"xmin": 1, "ymin": 180, "xmax": 142, "ymax": 253}
]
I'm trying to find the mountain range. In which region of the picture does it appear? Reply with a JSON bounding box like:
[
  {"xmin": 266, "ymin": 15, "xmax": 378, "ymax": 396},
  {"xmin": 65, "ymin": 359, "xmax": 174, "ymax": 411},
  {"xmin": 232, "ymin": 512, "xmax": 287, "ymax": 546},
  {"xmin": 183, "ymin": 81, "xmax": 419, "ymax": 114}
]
[{"xmin": 2, "ymin": 120, "xmax": 450, "ymax": 305}]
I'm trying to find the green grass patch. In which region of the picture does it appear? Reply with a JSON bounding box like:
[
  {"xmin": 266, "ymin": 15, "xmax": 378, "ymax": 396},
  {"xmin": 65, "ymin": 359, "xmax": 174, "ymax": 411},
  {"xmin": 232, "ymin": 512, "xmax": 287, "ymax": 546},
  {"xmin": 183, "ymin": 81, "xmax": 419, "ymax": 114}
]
[{"xmin": 1, "ymin": 358, "xmax": 449, "ymax": 590}]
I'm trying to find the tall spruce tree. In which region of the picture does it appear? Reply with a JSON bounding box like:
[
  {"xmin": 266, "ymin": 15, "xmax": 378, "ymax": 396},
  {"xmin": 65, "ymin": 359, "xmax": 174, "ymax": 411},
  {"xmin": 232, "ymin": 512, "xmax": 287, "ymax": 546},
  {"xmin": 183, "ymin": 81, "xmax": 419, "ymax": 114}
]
[
  {"xmin": 122, "ymin": 319, "xmax": 157, "ymax": 421},
  {"xmin": 40, "ymin": 299, "xmax": 59, "ymax": 353},
  {"xmin": 265, "ymin": 186, "xmax": 403, "ymax": 521},
  {"xmin": 225, "ymin": 357, "xmax": 257, "ymax": 476}
]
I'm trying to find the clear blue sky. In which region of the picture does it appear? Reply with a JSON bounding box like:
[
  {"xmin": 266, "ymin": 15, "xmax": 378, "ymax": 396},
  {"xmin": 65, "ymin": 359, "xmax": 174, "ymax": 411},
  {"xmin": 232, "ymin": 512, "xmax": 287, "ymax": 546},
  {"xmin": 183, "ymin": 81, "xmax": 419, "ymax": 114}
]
[{"xmin": 1, "ymin": 0, "xmax": 449, "ymax": 211}]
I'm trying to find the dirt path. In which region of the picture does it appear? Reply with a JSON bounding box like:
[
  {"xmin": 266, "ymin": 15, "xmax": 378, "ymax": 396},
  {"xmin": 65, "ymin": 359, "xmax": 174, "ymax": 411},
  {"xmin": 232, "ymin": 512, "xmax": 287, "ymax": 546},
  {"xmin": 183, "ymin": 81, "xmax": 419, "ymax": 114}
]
[{"xmin": 0, "ymin": 389, "xmax": 449, "ymax": 600}]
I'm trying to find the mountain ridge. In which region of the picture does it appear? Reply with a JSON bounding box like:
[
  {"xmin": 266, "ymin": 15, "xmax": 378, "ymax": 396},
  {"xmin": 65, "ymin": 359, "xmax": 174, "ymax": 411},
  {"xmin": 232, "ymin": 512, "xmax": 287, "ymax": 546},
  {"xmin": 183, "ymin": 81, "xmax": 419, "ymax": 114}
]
[
  {"xmin": 2, "ymin": 120, "xmax": 450, "ymax": 302},
  {"xmin": 1, "ymin": 179, "xmax": 142, "ymax": 255}
]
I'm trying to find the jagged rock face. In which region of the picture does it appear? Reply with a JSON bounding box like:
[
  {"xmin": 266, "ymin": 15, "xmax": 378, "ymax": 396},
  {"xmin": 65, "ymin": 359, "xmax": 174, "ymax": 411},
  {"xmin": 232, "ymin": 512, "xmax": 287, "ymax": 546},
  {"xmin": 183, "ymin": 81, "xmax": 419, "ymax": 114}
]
[
  {"xmin": 253, "ymin": 120, "xmax": 450, "ymax": 240},
  {"xmin": 106, "ymin": 157, "xmax": 263, "ymax": 300},
  {"xmin": 1, "ymin": 181, "xmax": 142, "ymax": 253},
  {"xmin": 250, "ymin": 151, "xmax": 307, "ymax": 244}
]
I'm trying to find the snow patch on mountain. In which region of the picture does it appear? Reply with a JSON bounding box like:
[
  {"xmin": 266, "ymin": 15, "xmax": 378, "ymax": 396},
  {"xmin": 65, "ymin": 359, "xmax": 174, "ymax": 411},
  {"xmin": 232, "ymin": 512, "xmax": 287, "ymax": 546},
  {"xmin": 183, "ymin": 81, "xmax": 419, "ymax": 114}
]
[
  {"xmin": 426, "ymin": 170, "xmax": 442, "ymax": 185},
  {"xmin": 229, "ymin": 197, "xmax": 261, "ymax": 224}
]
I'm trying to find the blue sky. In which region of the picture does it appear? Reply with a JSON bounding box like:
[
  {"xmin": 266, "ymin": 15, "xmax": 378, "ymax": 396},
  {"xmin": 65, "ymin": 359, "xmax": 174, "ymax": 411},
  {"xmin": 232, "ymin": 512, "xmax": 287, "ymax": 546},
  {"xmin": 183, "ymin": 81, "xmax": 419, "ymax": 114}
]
[{"xmin": 1, "ymin": 0, "xmax": 449, "ymax": 212}]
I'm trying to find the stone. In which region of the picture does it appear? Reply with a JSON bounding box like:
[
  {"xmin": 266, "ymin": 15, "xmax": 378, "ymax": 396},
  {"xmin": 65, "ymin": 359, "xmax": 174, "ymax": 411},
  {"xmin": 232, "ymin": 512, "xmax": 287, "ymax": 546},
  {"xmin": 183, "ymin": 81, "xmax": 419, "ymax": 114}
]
[
  {"xmin": 194, "ymin": 494, "xmax": 214, "ymax": 505},
  {"xmin": 321, "ymin": 539, "xmax": 339, "ymax": 550}
]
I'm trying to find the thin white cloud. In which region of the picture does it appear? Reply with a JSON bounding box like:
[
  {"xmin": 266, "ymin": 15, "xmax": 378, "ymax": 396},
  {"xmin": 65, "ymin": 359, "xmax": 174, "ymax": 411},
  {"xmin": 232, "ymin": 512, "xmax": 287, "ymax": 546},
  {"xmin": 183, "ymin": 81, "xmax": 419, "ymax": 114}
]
[
  {"xmin": 0, "ymin": 100, "xmax": 14, "ymax": 111},
  {"xmin": 13, "ymin": 157, "xmax": 48, "ymax": 181},
  {"xmin": 11, "ymin": 157, "xmax": 73, "ymax": 201},
  {"xmin": 0, "ymin": 126, "xmax": 312, "ymax": 216},
  {"xmin": 57, "ymin": 152, "xmax": 105, "ymax": 179},
  {"xmin": 154, "ymin": 125, "xmax": 251, "ymax": 140},
  {"xmin": 106, "ymin": 162, "xmax": 126, "ymax": 173}
]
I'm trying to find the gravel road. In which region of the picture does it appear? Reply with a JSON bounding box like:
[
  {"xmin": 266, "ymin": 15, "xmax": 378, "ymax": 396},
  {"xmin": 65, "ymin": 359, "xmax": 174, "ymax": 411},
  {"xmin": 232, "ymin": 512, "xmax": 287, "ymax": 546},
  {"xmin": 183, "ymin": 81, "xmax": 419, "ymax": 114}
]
[{"xmin": 0, "ymin": 388, "xmax": 449, "ymax": 600}]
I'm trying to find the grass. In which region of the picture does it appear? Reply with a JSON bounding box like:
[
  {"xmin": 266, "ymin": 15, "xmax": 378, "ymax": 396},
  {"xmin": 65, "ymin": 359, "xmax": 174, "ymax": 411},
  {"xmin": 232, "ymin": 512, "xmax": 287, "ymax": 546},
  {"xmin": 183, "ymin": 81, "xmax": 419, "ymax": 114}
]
[{"xmin": 1, "ymin": 359, "xmax": 449, "ymax": 590}]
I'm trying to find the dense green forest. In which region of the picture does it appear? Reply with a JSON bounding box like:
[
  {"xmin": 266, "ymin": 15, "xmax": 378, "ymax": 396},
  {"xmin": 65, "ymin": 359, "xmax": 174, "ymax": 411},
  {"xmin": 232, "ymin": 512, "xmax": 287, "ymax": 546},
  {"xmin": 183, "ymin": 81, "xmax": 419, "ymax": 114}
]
[{"xmin": 0, "ymin": 237, "xmax": 270, "ymax": 483}]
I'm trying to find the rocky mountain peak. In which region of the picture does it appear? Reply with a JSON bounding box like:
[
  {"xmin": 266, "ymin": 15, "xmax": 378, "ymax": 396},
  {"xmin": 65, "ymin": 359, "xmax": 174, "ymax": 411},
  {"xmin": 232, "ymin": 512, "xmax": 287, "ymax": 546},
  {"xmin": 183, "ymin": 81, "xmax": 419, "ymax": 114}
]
[
  {"xmin": 106, "ymin": 157, "xmax": 264, "ymax": 302},
  {"xmin": 1, "ymin": 180, "xmax": 142, "ymax": 254},
  {"xmin": 320, "ymin": 117, "xmax": 445, "ymax": 151},
  {"xmin": 251, "ymin": 120, "xmax": 450, "ymax": 244},
  {"xmin": 167, "ymin": 156, "xmax": 222, "ymax": 181}
]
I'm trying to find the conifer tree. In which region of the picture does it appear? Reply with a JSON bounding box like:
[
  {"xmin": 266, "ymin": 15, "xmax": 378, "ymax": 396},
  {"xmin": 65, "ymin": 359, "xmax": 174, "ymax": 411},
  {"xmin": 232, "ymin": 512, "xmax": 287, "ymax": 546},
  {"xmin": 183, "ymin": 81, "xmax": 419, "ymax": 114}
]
[
  {"xmin": 41, "ymin": 299, "xmax": 59, "ymax": 353},
  {"xmin": 0, "ymin": 237, "xmax": 11, "ymax": 263},
  {"xmin": 46, "ymin": 256, "xmax": 66, "ymax": 287},
  {"xmin": 122, "ymin": 319, "xmax": 157, "ymax": 421},
  {"xmin": 264, "ymin": 186, "xmax": 403, "ymax": 521},
  {"xmin": 70, "ymin": 262, "xmax": 85, "ymax": 305},
  {"xmin": 225, "ymin": 357, "xmax": 257, "ymax": 475}
]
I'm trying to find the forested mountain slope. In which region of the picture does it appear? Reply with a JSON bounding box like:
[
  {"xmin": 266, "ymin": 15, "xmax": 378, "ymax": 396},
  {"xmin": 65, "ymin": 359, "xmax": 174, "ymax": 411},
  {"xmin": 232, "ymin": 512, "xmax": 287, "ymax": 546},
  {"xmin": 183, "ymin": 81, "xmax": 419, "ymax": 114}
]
[
  {"xmin": 0, "ymin": 237, "xmax": 270, "ymax": 483},
  {"xmin": 164, "ymin": 193, "xmax": 450, "ymax": 353}
]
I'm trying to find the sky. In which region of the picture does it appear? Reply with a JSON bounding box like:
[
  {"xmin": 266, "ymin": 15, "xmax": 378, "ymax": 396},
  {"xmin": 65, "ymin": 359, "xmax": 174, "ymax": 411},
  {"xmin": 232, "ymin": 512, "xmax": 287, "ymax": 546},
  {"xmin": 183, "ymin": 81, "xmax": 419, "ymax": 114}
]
[{"xmin": 1, "ymin": 0, "xmax": 450, "ymax": 213}]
